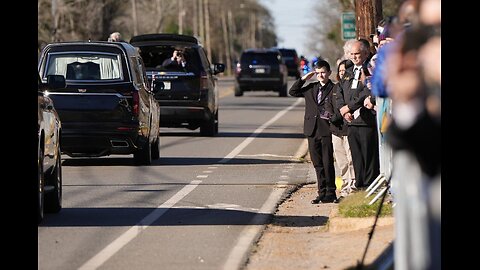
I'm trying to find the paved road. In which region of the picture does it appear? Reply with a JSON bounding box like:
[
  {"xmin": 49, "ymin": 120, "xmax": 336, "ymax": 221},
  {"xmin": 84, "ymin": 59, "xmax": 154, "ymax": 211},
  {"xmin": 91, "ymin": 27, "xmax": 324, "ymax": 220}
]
[{"xmin": 39, "ymin": 77, "xmax": 311, "ymax": 270}]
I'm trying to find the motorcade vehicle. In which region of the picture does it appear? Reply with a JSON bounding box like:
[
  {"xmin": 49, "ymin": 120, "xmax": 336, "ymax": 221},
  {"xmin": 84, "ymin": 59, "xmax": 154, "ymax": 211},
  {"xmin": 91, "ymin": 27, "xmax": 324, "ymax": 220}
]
[
  {"xmin": 234, "ymin": 48, "xmax": 288, "ymax": 97},
  {"xmin": 130, "ymin": 34, "xmax": 225, "ymax": 136},
  {"xmin": 38, "ymin": 41, "xmax": 161, "ymax": 165},
  {"xmin": 38, "ymin": 73, "xmax": 64, "ymax": 223},
  {"xmin": 275, "ymin": 48, "xmax": 301, "ymax": 79}
]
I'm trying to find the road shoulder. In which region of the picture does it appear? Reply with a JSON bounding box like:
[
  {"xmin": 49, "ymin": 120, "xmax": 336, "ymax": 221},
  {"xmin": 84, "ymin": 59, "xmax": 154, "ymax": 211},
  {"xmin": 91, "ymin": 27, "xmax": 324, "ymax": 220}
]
[{"xmin": 244, "ymin": 181, "xmax": 394, "ymax": 270}]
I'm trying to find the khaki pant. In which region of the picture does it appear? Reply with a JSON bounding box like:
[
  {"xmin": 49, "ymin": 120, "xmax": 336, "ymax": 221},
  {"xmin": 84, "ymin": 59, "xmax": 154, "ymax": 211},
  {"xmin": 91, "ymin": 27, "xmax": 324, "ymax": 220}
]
[{"xmin": 332, "ymin": 134, "xmax": 356, "ymax": 196}]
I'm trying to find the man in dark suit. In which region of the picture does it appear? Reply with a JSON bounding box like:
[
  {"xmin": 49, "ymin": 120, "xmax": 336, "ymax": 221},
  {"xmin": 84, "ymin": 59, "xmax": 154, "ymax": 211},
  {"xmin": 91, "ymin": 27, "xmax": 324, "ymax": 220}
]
[
  {"xmin": 289, "ymin": 60, "xmax": 338, "ymax": 204},
  {"xmin": 336, "ymin": 40, "xmax": 380, "ymax": 189}
]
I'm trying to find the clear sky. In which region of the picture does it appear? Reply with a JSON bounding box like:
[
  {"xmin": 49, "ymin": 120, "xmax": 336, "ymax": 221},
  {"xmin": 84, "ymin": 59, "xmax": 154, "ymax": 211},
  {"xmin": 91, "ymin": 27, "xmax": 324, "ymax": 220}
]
[{"xmin": 259, "ymin": 0, "xmax": 318, "ymax": 59}]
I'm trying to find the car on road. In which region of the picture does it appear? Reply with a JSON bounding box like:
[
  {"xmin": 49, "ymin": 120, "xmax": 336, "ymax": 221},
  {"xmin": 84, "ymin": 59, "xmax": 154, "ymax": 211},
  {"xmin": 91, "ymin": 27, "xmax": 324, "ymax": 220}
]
[
  {"xmin": 38, "ymin": 41, "xmax": 161, "ymax": 165},
  {"xmin": 130, "ymin": 34, "xmax": 225, "ymax": 136},
  {"xmin": 275, "ymin": 48, "xmax": 301, "ymax": 79},
  {"xmin": 38, "ymin": 73, "xmax": 64, "ymax": 223},
  {"xmin": 234, "ymin": 48, "xmax": 289, "ymax": 97}
]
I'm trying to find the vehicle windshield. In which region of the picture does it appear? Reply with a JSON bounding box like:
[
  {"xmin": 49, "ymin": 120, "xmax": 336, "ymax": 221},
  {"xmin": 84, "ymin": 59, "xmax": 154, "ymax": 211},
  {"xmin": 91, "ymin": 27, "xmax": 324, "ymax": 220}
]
[{"xmin": 44, "ymin": 52, "xmax": 122, "ymax": 81}]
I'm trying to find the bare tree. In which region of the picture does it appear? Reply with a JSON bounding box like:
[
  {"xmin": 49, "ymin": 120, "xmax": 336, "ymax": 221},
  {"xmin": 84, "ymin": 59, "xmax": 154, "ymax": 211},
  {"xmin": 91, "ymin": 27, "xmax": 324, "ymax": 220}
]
[
  {"xmin": 204, "ymin": 0, "xmax": 211, "ymax": 60},
  {"xmin": 221, "ymin": 5, "xmax": 231, "ymax": 74},
  {"xmin": 38, "ymin": 0, "xmax": 277, "ymax": 65},
  {"xmin": 178, "ymin": 0, "xmax": 184, "ymax": 34},
  {"xmin": 131, "ymin": 0, "xmax": 138, "ymax": 35},
  {"xmin": 305, "ymin": 0, "xmax": 343, "ymax": 64}
]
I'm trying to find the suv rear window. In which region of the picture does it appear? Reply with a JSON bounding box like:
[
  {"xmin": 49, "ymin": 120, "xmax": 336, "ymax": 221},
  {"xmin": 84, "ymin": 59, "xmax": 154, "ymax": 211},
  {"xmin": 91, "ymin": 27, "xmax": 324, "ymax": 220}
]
[
  {"xmin": 138, "ymin": 45, "xmax": 202, "ymax": 74},
  {"xmin": 44, "ymin": 52, "xmax": 122, "ymax": 81},
  {"xmin": 240, "ymin": 52, "xmax": 280, "ymax": 65}
]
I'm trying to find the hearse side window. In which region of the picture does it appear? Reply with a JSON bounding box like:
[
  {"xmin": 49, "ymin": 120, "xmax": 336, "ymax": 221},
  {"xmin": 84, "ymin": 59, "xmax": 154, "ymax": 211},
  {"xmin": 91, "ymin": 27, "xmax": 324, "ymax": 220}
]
[{"xmin": 45, "ymin": 52, "xmax": 122, "ymax": 81}]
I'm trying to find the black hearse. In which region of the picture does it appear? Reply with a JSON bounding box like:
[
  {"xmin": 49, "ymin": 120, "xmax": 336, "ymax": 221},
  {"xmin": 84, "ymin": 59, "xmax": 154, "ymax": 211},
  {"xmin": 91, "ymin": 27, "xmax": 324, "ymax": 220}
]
[{"xmin": 38, "ymin": 41, "xmax": 161, "ymax": 165}]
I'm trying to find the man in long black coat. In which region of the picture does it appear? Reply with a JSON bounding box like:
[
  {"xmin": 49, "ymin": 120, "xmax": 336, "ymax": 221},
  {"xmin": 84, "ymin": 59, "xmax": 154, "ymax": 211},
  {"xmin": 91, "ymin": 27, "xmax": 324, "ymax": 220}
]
[
  {"xmin": 336, "ymin": 40, "xmax": 380, "ymax": 189},
  {"xmin": 289, "ymin": 60, "xmax": 338, "ymax": 204}
]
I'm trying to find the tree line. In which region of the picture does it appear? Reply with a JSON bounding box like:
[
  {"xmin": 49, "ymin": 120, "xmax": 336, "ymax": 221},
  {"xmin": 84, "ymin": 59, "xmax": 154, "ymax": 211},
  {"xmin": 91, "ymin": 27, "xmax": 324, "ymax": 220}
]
[
  {"xmin": 38, "ymin": 0, "xmax": 402, "ymax": 74},
  {"xmin": 38, "ymin": 0, "xmax": 278, "ymax": 75}
]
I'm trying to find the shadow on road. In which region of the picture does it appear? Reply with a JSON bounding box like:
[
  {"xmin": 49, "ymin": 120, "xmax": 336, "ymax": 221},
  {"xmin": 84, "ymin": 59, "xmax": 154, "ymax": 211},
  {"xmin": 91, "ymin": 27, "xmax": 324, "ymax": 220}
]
[
  {"xmin": 40, "ymin": 207, "xmax": 328, "ymax": 228},
  {"xmin": 62, "ymin": 156, "xmax": 302, "ymax": 167},
  {"xmin": 160, "ymin": 131, "xmax": 304, "ymax": 139}
]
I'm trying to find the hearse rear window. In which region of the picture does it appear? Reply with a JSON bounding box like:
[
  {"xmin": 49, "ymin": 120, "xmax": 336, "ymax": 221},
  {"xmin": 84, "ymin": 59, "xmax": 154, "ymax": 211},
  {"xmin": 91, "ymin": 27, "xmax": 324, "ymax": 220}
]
[{"xmin": 45, "ymin": 52, "xmax": 122, "ymax": 81}]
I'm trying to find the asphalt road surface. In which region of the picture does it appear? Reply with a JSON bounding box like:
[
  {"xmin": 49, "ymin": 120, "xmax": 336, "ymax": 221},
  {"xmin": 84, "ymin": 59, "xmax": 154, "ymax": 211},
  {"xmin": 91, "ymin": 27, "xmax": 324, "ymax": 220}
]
[{"xmin": 38, "ymin": 76, "xmax": 311, "ymax": 270}]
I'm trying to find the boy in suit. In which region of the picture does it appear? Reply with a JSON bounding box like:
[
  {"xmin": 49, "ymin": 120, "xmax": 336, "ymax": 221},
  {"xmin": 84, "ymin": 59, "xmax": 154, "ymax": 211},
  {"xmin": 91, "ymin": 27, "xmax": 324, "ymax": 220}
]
[{"xmin": 289, "ymin": 60, "xmax": 338, "ymax": 204}]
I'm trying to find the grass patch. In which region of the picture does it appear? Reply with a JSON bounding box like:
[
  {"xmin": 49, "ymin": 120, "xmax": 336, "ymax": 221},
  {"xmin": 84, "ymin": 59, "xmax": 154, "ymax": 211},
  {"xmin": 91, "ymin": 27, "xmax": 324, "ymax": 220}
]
[{"xmin": 338, "ymin": 191, "xmax": 393, "ymax": 218}]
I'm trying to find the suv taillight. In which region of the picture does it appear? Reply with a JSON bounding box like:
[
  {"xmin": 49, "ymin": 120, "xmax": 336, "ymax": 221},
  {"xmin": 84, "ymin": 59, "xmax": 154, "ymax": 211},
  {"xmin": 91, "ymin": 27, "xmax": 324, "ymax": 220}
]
[
  {"xmin": 200, "ymin": 71, "xmax": 208, "ymax": 90},
  {"xmin": 235, "ymin": 62, "xmax": 242, "ymax": 75}
]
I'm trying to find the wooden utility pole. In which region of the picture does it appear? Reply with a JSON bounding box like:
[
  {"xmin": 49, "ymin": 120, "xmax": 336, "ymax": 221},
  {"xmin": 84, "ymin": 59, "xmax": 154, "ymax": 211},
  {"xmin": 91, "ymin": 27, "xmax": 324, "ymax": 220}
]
[{"xmin": 354, "ymin": 0, "xmax": 382, "ymax": 40}]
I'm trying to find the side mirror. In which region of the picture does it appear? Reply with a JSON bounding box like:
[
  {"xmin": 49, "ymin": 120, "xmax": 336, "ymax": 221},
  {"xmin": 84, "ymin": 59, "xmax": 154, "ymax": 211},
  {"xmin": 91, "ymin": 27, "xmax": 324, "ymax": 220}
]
[
  {"xmin": 152, "ymin": 81, "xmax": 164, "ymax": 93},
  {"xmin": 213, "ymin": 63, "xmax": 225, "ymax": 75},
  {"xmin": 47, "ymin": 75, "xmax": 66, "ymax": 89}
]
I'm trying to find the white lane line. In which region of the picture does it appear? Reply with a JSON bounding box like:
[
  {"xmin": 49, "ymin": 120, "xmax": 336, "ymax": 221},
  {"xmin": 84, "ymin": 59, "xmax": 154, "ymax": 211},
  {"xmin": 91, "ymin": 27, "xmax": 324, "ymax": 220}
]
[
  {"xmin": 223, "ymin": 182, "xmax": 287, "ymax": 270},
  {"xmin": 219, "ymin": 98, "xmax": 303, "ymax": 164},
  {"xmin": 196, "ymin": 175, "xmax": 209, "ymax": 178},
  {"xmin": 78, "ymin": 180, "xmax": 202, "ymax": 270},
  {"xmin": 202, "ymin": 170, "xmax": 213, "ymax": 173},
  {"xmin": 237, "ymin": 153, "xmax": 295, "ymax": 158}
]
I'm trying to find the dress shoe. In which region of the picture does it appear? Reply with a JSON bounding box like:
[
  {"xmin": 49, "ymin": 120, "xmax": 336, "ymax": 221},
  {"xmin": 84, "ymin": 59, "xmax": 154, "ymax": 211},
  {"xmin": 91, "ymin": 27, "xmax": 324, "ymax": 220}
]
[
  {"xmin": 322, "ymin": 197, "xmax": 337, "ymax": 203},
  {"xmin": 311, "ymin": 196, "xmax": 324, "ymax": 204},
  {"xmin": 311, "ymin": 196, "xmax": 336, "ymax": 204},
  {"xmin": 333, "ymin": 196, "xmax": 344, "ymax": 203}
]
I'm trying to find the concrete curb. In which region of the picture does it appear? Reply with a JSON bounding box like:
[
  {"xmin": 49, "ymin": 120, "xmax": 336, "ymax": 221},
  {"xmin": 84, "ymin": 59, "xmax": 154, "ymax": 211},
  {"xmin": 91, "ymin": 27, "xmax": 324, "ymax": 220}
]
[{"xmin": 328, "ymin": 207, "xmax": 395, "ymax": 233}]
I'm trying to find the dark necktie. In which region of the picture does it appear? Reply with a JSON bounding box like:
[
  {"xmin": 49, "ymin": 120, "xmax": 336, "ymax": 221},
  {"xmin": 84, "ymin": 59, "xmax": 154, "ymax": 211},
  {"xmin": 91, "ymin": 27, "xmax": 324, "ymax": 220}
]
[
  {"xmin": 353, "ymin": 67, "xmax": 360, "ymax": 79},
  {"xmin": 317, "ymin": 86, "xmax": 322, "ymax": 104}
]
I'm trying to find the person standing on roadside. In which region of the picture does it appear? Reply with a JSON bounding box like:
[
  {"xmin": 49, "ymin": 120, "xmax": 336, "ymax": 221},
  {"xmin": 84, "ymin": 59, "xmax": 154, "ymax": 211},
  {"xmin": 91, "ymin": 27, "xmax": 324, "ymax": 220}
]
[
  {"xmin": 289, "ymin": 60, "xmax": 338, "ymax": 204},
  {"xmin": 327, "ymin": 59, "xmax": 356, "ymax": 200},
  {"xmin": 335, "ymin": 40, "xmax": 380, "ymax": 189}
]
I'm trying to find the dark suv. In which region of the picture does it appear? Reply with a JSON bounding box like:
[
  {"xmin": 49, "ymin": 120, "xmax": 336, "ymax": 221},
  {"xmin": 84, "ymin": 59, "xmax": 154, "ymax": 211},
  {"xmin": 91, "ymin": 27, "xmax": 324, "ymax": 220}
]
[
  {"xmin": 276, "ymin": 48, "xmax": 301, "ymax": 79},
  {"xmin": 130, "ymin": 34, "xmax": 225, "ymax": 136},
  {"xmin": 38, "ymin": 41, "xmax": 161, "ymax": 165},
  {"xmin": 234, "ymin": 48, "xmax": 288, "ymax": 97}
]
